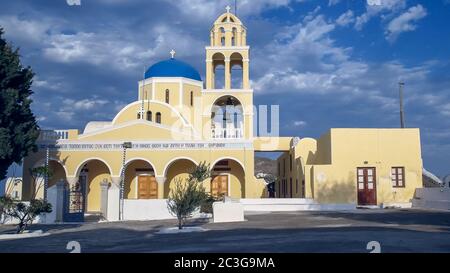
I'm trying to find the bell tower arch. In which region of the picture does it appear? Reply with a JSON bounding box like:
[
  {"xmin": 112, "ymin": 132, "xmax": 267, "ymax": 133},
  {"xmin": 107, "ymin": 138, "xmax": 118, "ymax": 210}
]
[{"xmin": 206, "ymin": 6, "xmax": 250, "ymax": 90}]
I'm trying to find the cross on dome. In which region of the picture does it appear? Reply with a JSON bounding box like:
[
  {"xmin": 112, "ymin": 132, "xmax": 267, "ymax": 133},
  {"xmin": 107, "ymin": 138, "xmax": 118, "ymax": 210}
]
[
  {"xmin": 170, "ymin": 49, "xmax": 176, "ymax": 59},
  {"xmin": 226, "ymin": 5, "xmax": 231, "ymax": 13}
]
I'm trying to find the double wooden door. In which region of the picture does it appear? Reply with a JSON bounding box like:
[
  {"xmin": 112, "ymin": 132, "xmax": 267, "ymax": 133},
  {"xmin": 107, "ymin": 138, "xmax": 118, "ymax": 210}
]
[
  {"xmin": 138, "ymin": 175, "xmax": 158, "ymax": 199},
  {"xmin": 357, "ymin": 167, "xmax": 377, "ymax": 206},
  {"xmin": 211, "ymin": 175, "xmax": 228, "ymax": 197}
]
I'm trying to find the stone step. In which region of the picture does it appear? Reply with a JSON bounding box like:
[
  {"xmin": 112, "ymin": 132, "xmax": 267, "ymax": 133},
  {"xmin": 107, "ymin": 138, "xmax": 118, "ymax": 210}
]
[{"xmin": 239, "ymin": 198, "xmax": 356, "ymax": 212}]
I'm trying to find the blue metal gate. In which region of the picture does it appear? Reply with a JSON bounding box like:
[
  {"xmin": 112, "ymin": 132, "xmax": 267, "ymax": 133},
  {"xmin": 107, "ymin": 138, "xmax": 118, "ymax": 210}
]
[{"xmin": 63, "ymin": 180, "xmax": 85, "ymax": 222}]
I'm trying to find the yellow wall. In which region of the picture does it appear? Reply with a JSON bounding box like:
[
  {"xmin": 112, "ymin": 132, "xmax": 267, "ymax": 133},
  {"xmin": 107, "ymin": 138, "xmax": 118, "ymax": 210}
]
[{"xmin": 276, "ymin": 128, "xmax": 423, "ymax": 205}]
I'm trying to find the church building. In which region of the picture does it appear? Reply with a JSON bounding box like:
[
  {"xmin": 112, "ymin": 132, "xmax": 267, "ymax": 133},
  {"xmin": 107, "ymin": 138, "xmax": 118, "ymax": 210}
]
[{"xmin": 21, "ymin": 7, "xmax": 423, "ymax": 221}]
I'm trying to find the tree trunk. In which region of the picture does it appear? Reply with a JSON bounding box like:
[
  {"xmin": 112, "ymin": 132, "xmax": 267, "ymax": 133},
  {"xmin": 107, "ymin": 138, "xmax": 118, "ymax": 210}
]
[{"xmin": 178, "ymin": 217, "xmax": 183, "ymax": 230}]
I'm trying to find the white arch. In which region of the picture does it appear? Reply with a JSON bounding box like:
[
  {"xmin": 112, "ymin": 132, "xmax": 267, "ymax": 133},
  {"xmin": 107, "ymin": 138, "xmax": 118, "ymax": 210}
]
[
  {"xmin": 210, "ymin": 95, "xmax": 244, "ymax": 114},
  {"xmin": 162, "ymin": 157, "xmax": 199, "ymax": 178},
  {"xmin": 73, "ymin": 157, "xmax": 113, "ymax": 177},
  {"xmin": 119, "ymin": 157, "xmax": 157, "ymax": 177},
  {"xmin": 211, "ymin": 157, "xmax": 245, "ymax": 171},
  {"xmin": 33, "ymin": 157, "xmax": 69, "ymax": 178},
  {"xmin": 111, "ymin": 100, "xmax": 190, "ymax": 127}
]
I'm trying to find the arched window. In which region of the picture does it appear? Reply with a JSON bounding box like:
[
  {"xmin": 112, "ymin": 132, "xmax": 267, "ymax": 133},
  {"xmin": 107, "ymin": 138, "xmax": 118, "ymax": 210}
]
[
  {"xmin": 190, "ymin": 91, "xmax": 194, "ymax": 106},
  {"xmin": 165, "ymin": 89, "xmax": 170, "ymax": 104},
  {"xmin": 146, "ymin": 111, "xmax": 152, "ymax": 121},
  {"xmin": 156, "ymin": 112, "xmax": 161, "ymax": 124},
  {"xmin": 137, "ymin": 112, "xmax": 141, "ymax": 119},
  {"xmin": 220, "ymin": 27, "xmax": 225, "ymax": 46}
]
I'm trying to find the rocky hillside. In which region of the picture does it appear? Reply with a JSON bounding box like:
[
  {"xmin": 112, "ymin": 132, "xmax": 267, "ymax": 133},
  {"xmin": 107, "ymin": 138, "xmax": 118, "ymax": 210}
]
[{"xmin": 254, "ymin": 156, "xmax": 277, "ymax": 176}]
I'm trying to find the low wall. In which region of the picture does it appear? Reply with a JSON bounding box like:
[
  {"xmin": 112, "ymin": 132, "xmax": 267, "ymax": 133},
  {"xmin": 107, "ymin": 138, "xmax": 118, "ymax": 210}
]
[
  {"xmin": 123, "ymin": 199, "xmax": 210, "ymax": 221},
  {"xmin": 412, "ymin": 188, "xmax": 450, "ymax": 210}
]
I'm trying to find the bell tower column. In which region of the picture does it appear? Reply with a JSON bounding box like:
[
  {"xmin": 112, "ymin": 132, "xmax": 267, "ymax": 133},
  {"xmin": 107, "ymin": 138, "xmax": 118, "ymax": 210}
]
[{"xmin": 225, "ymin": 58, "xmax": 231, "ymax": 90}]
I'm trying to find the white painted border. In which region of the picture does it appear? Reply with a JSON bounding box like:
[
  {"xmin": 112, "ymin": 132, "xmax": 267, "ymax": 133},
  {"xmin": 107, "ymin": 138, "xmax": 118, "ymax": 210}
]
[
  {"xmin": 162, "ymin": 157, "xmax": 199, "ymax": 178},
  {"xmin": 73, "ymin": 157, "xmax": 113, "ymax": 177},
  {"xmin": 120, "ymin": 157, "xmax": 158, "ymax": 178},
  {"xmin": 211, "ymin": 157, "xmax": 245, "ymax": 171},
  {"xmin": 138, "ymin": 77, "xmax": 203, "ymax": 88},
  {"xmin": 33, "ymin": 157, "xmax": 69, "ymax": 179},
  {"xmin": 111, "ymin": 100, "xmax": 192, "ymax": 127}
]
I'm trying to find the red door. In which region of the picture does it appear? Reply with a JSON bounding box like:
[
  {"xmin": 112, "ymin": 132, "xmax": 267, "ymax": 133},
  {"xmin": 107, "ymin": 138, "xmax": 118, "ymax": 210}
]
[{"xmin": 357, "ymin": 168, "xmax": 377, "ymax": 206}]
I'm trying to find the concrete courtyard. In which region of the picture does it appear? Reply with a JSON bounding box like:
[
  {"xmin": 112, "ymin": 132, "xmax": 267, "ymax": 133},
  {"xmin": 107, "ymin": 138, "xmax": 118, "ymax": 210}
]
[{"xmin": 1, "ymin": 209, "xmax": 450, "ymax": 253}]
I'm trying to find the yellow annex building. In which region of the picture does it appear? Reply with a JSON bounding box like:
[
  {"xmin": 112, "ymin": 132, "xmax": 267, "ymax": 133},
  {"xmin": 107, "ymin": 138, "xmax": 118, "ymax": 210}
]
[{"xmin": 22, "ymin": 8, "xmax": 423, "ymax": 220}]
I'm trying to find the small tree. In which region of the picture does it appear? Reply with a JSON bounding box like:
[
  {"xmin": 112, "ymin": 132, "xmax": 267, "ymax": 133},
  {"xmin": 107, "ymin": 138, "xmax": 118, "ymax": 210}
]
[
  {"xmin": 0, "ymin": 195, "xmax": 14, "ymax": 224},
  {"xmin": 7, "ymin": 199, "xmax": 51, "ymax": 233},
  {"xmin": 5, "ymin": 166, "xmax": 52, "ymax": 233},
  {"xmin": 167, "ymin": 162, "xmax": 211, "ymax": 229}
]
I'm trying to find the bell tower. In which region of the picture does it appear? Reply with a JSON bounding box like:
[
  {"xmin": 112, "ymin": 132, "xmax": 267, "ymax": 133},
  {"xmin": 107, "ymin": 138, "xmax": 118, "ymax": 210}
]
[{"xmin": 206, "ymin": 6, "xmax": 250, "ymax": 90}]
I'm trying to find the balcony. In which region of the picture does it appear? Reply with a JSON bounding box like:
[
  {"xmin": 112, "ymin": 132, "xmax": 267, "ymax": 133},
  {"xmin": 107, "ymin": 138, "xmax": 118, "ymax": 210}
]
[
  {"xmin": 212, "ymin": 127, "xmax": 243, "ymax": 139},
  {"xmin": 38, "ymin": 130, "xmax": 77, "ymax": 142}
]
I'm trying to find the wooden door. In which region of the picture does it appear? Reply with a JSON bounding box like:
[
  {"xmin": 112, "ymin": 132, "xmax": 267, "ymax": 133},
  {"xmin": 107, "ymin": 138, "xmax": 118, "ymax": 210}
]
[
  {"xmin": 211, "ymin": 175, "xmax": 228, "ymax": 197},
  {"xmin": 357, "ymin": 168, "xmax": 377, "ymax": 206},
  {"xmin": 138, "ymin": 176, "xmax": 158, "ymax": 199}
]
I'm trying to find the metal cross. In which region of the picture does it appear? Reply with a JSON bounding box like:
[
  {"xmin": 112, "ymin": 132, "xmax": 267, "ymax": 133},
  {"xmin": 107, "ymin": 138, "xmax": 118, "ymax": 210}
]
[
  {"xmin": 226, "ymin": 5, "xmax": 231, "ymax": 13},
  {"xmin": 170, "ymin": 49, "xmax": 176, "ymax": 59}
]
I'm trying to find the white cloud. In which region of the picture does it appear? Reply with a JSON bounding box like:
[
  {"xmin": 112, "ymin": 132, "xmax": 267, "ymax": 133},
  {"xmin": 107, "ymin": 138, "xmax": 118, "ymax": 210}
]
[
  {"xmin": 336, "ymin": 10, "xmax": 355, "ymax": 27},
  {"xmin": 164, "ymin": 0, "xmax": 303, "ymax": 20},
  {"xmin": 328, "ymin": 0, "xmax": 341, "ymax": 6},
  {"xmin": 354, "ymin": 0, "xmax": 406, "ymax": 30},
  {"xmin": 385, "ymin": 4, "xmax": 427, "ymax": 42},
  {"xmin": 293, "ymin": 120, "xmax": 307, "ymax": 127}
]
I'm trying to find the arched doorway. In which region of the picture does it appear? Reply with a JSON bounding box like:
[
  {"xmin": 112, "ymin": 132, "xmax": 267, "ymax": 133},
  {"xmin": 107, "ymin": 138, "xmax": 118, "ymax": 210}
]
[
  {"xmin": 164, "ymin": 158, "xmax": 198, "ymax": 198},
  {"xmin": 75, "ymin": 159, "xmax": 112, "ymax": 213},
  {"xmin": 211, "ymin": 158, "xmax": 245, "ymax": 198},
  {"xmin": 211, "ymin": 95, "xmax": 244, "ymax": 139},
  {"xmin": 32, "ymin": 159, "xmax": 67, "ymax": 200},
  {"xmin": 122, "ymin": 159, "xmax": 157, "ymax": 199}
]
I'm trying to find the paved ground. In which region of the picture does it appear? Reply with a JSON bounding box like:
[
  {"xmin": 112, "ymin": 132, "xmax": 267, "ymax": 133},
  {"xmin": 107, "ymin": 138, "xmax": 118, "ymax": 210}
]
[{"xmin": 1, "ymin": 209, "xmax": 450, "ymax": 253}]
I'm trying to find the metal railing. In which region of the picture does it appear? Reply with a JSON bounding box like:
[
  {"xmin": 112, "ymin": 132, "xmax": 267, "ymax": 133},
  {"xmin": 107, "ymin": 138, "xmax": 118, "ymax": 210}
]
[{"xmin": 39, "ymin": 130, "xmax": 71, "ymax": 141}]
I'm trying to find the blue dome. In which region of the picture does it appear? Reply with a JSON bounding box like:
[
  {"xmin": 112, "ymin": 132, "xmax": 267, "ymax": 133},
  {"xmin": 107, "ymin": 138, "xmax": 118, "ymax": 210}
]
[{"xmin": 145, "ymin": 58, "xmax": 202, "ymax": 81}]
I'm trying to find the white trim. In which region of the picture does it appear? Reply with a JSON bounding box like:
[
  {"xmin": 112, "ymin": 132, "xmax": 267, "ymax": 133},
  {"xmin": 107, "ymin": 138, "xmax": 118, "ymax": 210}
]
[
  {"xmin": 79, "ymin": 119, "xmax": 196, "ymax": 140},
  {"xmin": 138, "ymin": 77, "xmax": 203, "ymax": 88},
  {"xmin": 73, "ymin": 157, "xmax": 113, "ymax": 177},
  {"xmin": 120, "ymin": 157, "xmax": 157, "ymax": 178},
  {"xmin": 162, "ymin": 157, "xmax": 199, "ymax": 178},
  {"xmin": 202, "ymin": 89, "xmax": 253, "ymax": 93},
  {"xmin": 211, "ymin": 157, "xmax": 245, "ymax": 171},
  {"xmin": 205, "ymin": 46, "xmax": 250, "ymax": 50},
  {"xmin": 110, "ymin": 100, "xmax": 192, "ymax": 128},
  {"xmin": 33, "ymin": 157, "xmax": 69, "ymax": 178}
]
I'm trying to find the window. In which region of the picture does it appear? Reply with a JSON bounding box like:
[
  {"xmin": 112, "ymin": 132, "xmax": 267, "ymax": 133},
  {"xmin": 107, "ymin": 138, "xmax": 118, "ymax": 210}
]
[
  {"xmin": 296, "ymin": 179, "xmax": 298, "ymax": 194},
  {"xmin": 137, "ymin": 112, "xmax": 141, "ymax": 119},
  {"xmin": 190, "ymin": 91, "xmax": 194, "ymax": 106},
  {"xmin": 156, "ymin": 112, "xmax": 161, "ymax": 124},
  {"xmin": 283, "ymin": 159, "xmax": 286, "ymax": 177},
  {"xmin": 165, "ymin": 89, "xmax": 170, "ymax": 104},
  {"xmin": 146, "ymin": 111, "xmax": 152, "ymax": 121},
  {"xmin": 391, "ymin": 167, "xmax": 405, "ymax": 187}
]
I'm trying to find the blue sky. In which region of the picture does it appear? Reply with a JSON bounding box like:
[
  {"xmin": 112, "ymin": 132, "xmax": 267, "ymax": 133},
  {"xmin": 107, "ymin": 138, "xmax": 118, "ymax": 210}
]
[{"xmin": 0, "ymin": 0, "xmax": 449, "ymax": 177}]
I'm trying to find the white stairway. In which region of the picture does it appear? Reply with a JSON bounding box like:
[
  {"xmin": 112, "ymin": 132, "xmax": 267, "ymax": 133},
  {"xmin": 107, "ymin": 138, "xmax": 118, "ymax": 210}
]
[
  {"xmin": 412, "ymin": 188, "xmax": 450, "ymax": 210},
  {"xmin": 240, "ymin": 198, "xmax": 356, "ymax": 212}
]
